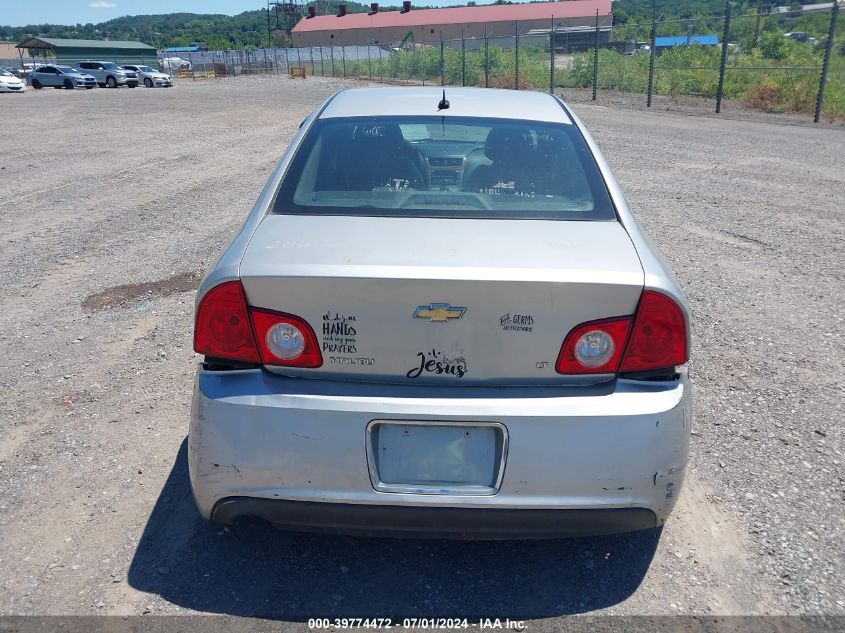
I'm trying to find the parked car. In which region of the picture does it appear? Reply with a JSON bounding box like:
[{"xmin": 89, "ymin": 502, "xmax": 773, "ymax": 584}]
[
  {"xmin": 30, "ymin": 65, "xmax": 96, "ymax": 90},
  {"xmin": 121, "ymin": 64, "xmax": 172, "ymax": 88},
  {"xmin": 159, "ymin": 57, "xmax": 191, "ymax": 73},
  {"xmin": 74, "ymin": 61, "xmax": 138, "ymax": 88},
  {"xmin": 3, "ymin": 66, "xmax": 26, "ymax": 80},
  {"xmin": 189, "ymin": 87, "xmax": 692, "ymax": 538},
  {"xmin": 0, "ymin": 68, "xmax": 25, "ymax": 92}
]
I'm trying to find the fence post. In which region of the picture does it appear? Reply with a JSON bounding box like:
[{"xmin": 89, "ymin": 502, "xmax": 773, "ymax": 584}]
[
  {"xmin": 267, "ymin": 3, "xmax": 272, "ymax": 48},
  {"xmin": 484, "ymin": 25, "xmax": 489, "ymax": 88},
  {"xmin": 189, "ymin": 51, "xmax": 195, "ymax": 80},
  {"xmin": 592, "ymin": 9, "xmax": 600, "ymax": 101},
  {"xmin": 814, "ymin": 0, "xmax": 839, "ymax": 123},
  {"xmin": 330, "ymin": 45, "xmax": 335, "ymax": 77},
  {"xmin": 715, "ymin": 0, "xmax": 731, "ymax": 114},
  {"xmin": 367, "ymin": 40, "xmax": 372, "ymax": 80},
  {"xmin": 752, "ymin": 0, "xmax": 763, "ymax": 49},
  {"xmin": 320, "ymin": 46, "xmax": 324, "ymax": 76},
  {"xmin": 283, "ymin": 48, "xmax": 289, "ymax": 76},
  {"xmin": 461, "ymin": 27, "xmax": 466, "ymax": 87},
  {"xmin": 515, "ymin": 20, "xmax": 520, "ymax": 90},
  {"xmin": 646, "ymin": 0, "xmax": 656, "ymax": 107},
  {"xmin": 549, "ymin": 16, "xmax": 555, "ymax": 94},
  {"xmin": 342, "ymin": 45, "xmax": 346, "ymax": 78},
  {"xmin": 440, "ymin": 33, "xmax": 445, "ymax": 86}
]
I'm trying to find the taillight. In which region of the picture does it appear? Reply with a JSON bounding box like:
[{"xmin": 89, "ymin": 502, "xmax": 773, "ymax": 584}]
[
  {"xmin": 250, "ymin": 308, "xmax": 322, "ymax": 368},
  {"xmin": 556, "ymin": 317, "xmax": 632, "ymax": 374},
  {"xmin": 619, "ymin": 290, "xmax": 688, "ymax": 373},
  {"xmin": 194, "ymin": 281, "xmax": 322, "ymax": 368},
  {"xmin": 193, "ymin": 281, "xmax": 260, "ymax": 363},
  {"xmin": 556, "ymin": 290, "xmax": 688, "ymax": 375}
]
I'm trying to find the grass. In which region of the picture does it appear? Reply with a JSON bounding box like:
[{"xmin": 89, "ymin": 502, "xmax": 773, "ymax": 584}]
[{"xmin": 332, "ymin": 36, "xmax": 845, "ymax": 122}]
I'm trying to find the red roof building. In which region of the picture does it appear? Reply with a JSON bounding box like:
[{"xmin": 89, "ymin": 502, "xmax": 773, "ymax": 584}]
[{"xmin": 291, "ymin": 0, "xmax": 612, "ymax": 47}]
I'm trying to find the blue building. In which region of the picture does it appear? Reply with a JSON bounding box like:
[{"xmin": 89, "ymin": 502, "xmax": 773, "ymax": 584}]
[
  {"xmin": 654, "ymin": 35, "xmax": 719, "ymax": 51},
  {"xmin": 162, "ymin": 44, "xmax": 206, "ymax": 54}
]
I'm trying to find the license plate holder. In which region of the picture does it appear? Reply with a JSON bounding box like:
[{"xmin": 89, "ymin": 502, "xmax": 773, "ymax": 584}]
[{"xmin": 366, "ymin": 420, "xmax": 507, "ymax": 495}]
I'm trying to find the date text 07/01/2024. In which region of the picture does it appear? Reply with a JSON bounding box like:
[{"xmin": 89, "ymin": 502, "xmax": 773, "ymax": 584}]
[{"xmin": 307, "ymin": 618, "xmax": 527, "ymax": 630}]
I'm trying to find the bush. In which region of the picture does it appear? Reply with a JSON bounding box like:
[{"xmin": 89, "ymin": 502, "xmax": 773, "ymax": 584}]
[
  {"xmin": 346, "ymin": 37, "xmax": 844, "ymax": 121},
  {"xmin": 743, "ymin": 77, "xmax": 781, "ymax": 111},
  {"xmin": 487, "ymin": 69, "xmax": 530, "ymax": 90}
]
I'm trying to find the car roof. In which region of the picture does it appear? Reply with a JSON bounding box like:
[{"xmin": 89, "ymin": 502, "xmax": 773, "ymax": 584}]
[{"xmin": 319, "ymin": 87, "xmax": 573, "ymax": 124}]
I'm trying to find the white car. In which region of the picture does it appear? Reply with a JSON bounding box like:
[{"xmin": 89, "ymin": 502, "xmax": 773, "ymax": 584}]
[
  {"xmin": 121, "ymin": 64, "xmax": 173, "ymax": 88},
  {"xmin": 0, "ymin": 68, "xmax": 25, "ymax": 93},
  {"xmin": 159, "ymin": 57, "xmax": 191, "ymax": 73}
]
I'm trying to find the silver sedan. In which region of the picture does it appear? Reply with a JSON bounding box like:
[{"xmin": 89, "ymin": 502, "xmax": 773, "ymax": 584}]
[
  {"xmin": 190, "ymin": 87, "xmax": 692, "ymax": 538},
  {"xmin": 121, "ymin": 64, "xmax": 173, "ymax": 88}
]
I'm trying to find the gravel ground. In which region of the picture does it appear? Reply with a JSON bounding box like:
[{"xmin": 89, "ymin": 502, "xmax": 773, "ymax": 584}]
[{"xmin": 0, "ymin": 75, "xmax": 842, "ymax": 621}]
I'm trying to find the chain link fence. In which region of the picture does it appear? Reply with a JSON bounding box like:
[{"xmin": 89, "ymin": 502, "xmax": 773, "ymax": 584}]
[{"xmin": 3, "ymin": 2, "xmax": 840, "ymax": 122}]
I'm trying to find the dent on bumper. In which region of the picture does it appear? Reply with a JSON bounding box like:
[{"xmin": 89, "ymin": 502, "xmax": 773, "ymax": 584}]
[{"xmin": 189, "ymin": 369, "xmax": 691, "ymax": 532}]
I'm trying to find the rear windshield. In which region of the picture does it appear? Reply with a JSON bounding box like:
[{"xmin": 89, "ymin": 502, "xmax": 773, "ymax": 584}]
[{"xmin": 273, "ymin": 116, "xmax": 615, "ymax": 220}]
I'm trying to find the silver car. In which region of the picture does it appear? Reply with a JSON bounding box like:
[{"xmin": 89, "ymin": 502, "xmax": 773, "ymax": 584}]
[
  {"xmin": 121, "ymin": 64, "xmax": 172, "ymax": 88},
  {"xmin": 29, "ymin": 65, "xmax": 96, "ymax": 90},
  {"xmin": 74, "ymin": 61, "xmax": 138, "ymax": 88},
  {"xmin": 190, "ymin": 87, "xmax": 692, "ymax": 538}
]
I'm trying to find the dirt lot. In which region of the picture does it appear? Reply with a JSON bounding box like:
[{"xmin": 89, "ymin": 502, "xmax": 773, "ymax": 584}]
[{"xmin": 0, "ymin": 75, "xmax": 842, "ymax": 622}]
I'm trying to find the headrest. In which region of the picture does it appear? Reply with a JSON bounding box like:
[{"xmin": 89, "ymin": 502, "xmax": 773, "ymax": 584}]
[{"xmin": 484, "ymin": 127, "xmax": 534, "ymax": 163}]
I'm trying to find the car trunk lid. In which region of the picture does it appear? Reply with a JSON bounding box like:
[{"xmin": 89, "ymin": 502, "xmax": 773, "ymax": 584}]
[{"xmin": 239, "ymin": 215, "xmax": 643, "ymax": 385}]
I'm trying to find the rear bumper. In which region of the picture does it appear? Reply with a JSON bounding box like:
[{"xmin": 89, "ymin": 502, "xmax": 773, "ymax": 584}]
[
  {"xmin": 190, "ymin": 368, "xmax": 691, "ymax": 537},
  {"xmin": 212, "ymin": 498, "xmax": 657, "ymax": 538}
]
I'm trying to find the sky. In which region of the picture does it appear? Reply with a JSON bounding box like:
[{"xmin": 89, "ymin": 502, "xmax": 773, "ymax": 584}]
[{"xmin": 2, "ymin": 0, "xmax": 502, "ymax": 27}]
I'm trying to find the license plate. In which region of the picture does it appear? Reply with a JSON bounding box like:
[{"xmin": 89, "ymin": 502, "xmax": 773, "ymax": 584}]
[{"xmin": 367, "ymin": 421, "xmax": 507, "ymax": 495}]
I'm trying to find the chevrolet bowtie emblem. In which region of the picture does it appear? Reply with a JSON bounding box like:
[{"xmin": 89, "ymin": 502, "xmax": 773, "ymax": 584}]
[{"xmin": 413, "ymin": 303, "xmax": 466, "ymax": 322}]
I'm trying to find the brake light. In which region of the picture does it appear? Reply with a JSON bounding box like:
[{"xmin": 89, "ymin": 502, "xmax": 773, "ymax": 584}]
[
  {"xmin": 619, "ymin": 290, "xmax": 688, "ymax": 372},
  {"xmin": 250, "ymin": 308, "xmax": 322, "ymax": 368},
  {"xmin": 556, "ymin": 317, "xmax": 632, "ymax": 374},
  {"xmin": 556, "ymin": 291, "xmax": 688, "ymax": 375},
  {"xmin": 193, "ymin": 281, "xmax": 260, "ymax": 363}
]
